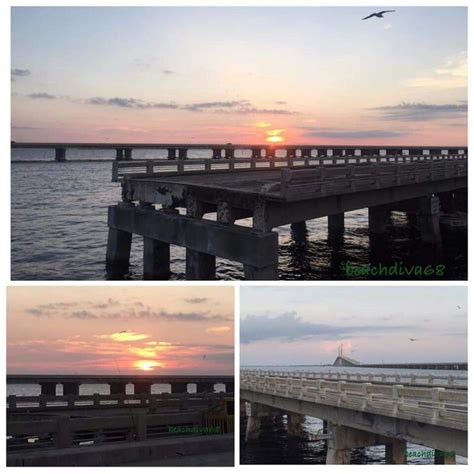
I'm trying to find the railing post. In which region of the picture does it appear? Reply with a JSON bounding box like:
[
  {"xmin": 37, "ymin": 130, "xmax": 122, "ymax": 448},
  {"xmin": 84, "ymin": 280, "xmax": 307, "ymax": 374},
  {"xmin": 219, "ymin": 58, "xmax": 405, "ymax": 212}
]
[
  {"xmin": 8, "ymin": 395, "xmax": 17, "ymax": 410},
  {"xmin": 56, "ymin": 415, "xmax": 73, "ymax": 448},
  {"xmin": 431, "ymin": 387, "xmax": 445, "ymax": 422}
]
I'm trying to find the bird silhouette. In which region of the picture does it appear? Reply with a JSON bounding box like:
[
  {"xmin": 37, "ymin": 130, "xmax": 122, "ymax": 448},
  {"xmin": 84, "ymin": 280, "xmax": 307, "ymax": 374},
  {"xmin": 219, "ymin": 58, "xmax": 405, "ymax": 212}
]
[
  {"xmin": 409, "ymin": 338, "xmax": 417, "ymax": 342},
  {"xmin": 362, "ymin": 10, "xmax": 396, "ymax": 20},
  {"xmin": 457, "ymin": 305, "xmax": 461, "ymax": 309}
]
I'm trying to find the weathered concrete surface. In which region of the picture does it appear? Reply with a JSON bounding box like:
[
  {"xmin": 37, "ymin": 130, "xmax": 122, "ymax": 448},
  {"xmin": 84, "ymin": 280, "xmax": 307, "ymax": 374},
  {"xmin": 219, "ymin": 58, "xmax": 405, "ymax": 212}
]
[
  {"xmin": 143, "ymin": 237, "xmax": 170, "ymax": 279},
  {"xmin": 107, "ymin": 204, "xmax": 279, "ymax": 269},
  {"xmin": 7, "ymin": 434, "xmax": 234, "ymax": 467},
  {"xmin": 241, "ymin": 389, "xmax": 467, "ymax": 456},
  {"xmin": 327, "ymin": 213, "xmax": 344, "ymax": 241}
]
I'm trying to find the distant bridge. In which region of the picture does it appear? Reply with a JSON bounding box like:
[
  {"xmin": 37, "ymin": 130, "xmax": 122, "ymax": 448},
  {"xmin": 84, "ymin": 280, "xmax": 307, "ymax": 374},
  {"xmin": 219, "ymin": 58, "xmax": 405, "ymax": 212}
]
[{"xmin": 240, "ymin": 370, "xmax": 467, "ymax": 464}]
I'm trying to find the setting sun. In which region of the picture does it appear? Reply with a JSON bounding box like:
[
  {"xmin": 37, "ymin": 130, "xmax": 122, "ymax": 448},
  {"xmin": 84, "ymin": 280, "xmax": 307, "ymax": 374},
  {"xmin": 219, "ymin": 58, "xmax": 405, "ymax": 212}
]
[
  {"xmin": 266, "ymin": 136, "xmax": 285, "ymax": 143},
  {"xmin": 133, "ymin": 360, "xmax": 161, "ymax": 371}
]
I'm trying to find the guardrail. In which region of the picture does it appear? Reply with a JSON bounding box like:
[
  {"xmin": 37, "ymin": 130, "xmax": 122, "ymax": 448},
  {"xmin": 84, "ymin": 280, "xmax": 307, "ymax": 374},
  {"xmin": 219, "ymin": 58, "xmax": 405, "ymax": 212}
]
[
  {"xmin": 240, "ymin": 370, "xmax": 467, "ymax": 387},
  {"xmin": 241, "ymin": 374, "xmax": 467, "ymax": 430},
  {"xmin": 7, "ymin": 392, "xmax": 233, "ymax": 411},
  {"xmin": 7, "ymin": 412, "xmax": 207, "ymax": 452},
  {"xmin": 112, "ymin": 152, "xmax": 467, "ymax": 183}
]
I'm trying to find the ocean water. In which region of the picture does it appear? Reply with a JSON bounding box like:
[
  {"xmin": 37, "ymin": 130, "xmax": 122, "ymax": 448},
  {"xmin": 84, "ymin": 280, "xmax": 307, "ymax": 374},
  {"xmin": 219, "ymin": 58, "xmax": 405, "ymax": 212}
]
[
  {"xmin": 240, "ymin": 366, "xmax": 467, "ymax": 465},
  {"xmin": 11, "ymin": 149, "xmax": 467, "ymax": 280}
]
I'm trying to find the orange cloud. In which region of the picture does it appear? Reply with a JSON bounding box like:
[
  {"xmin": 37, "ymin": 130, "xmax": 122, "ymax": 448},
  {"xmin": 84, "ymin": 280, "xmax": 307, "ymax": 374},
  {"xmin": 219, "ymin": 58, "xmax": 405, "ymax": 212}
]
[
  {"xmin": 97, "ymin": 331, "xmax": 150, "ymax": 342},
  {"xmin": 254, "ymin": 121, "xmax": 271, "ymax": 128},
  {"xmin": 206, "ymin": 326, "xmax": 231, "ymax": 334}
]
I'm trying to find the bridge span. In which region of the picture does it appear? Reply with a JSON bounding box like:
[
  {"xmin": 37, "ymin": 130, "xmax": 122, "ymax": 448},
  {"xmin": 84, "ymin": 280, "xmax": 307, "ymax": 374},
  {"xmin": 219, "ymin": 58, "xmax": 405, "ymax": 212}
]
[
  {"xmin": 104, "ymin": 145, "xmax": 466, "ymax": 280},
  {"xmin": 240, "ymin": 371, "xmax": 467, "ymax": 464}
]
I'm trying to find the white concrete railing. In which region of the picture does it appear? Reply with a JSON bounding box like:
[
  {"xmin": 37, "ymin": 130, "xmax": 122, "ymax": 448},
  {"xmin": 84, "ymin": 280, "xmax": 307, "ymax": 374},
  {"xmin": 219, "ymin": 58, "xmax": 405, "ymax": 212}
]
[
  {"xmin": 240, "ymin": 374, "xmax": 467, "ymax": 431},
  {"xmin": 7, "ymin": 391, "xmax": 231, "ymax": 411},
  {"xmin": 241, "ymin": 370, "xmax": 467, "ymax": 388},
  {"xmin": 112, "ymin": 152, "xmax": 467, "ymax": 182}
]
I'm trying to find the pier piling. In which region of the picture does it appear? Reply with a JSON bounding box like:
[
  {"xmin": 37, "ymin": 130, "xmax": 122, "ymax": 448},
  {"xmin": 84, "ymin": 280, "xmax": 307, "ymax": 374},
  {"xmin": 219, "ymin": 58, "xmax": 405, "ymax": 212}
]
[{"xmin": 328, "ymin": 213, "xmax": 345, "ymax": 241}]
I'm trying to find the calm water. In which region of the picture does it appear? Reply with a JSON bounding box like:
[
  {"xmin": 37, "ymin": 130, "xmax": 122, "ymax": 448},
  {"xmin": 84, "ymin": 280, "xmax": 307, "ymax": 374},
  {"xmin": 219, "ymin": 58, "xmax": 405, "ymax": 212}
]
[
  {"xmin": 240, "ymin": 366, "xmax": 467, "ymax": 465},
  {"xmin": 11, "ymin": 149, "xmax": 467, "ymax": 280}
]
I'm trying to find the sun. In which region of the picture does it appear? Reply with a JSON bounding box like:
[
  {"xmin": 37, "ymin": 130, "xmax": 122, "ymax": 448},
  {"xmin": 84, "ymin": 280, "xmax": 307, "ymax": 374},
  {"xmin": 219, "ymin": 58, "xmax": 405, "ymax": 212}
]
[
  {"xmin": 266, "ymin": 135, "xmax": 285, "ymax": 143},
  {"xmin": 134, "ymin": 360, "xmax": 160, "ymax": 371}
]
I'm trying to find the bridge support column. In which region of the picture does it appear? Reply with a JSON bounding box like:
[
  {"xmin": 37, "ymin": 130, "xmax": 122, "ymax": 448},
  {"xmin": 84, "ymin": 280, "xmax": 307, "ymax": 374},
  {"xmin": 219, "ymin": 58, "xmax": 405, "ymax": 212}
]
[
  {"xmin": 110, "ymin": 382, "xmax": 127, "ymax": 395},
  {"xmin": 251, "ymin": 148, "xmax": 262, "ymax": 159},
  {"xmin": 116, "ymin": 148, "xmax": 124, "ymax": 161},
  {"xmin": 196, "ymin": 382, "xmax": 215, "ymax": 393},
  {"xmin": 167, "ymin": 148, "xmax": 176, "ymax": 160},
  {"xmin": 225, "ymin": 148, "xmax": 234, "ymax": 159},
  {"xmin": 40, "ymin": 383, "xmax": 57, "ymax": 396},
  {"xmin": 124, "ymin": 148, "xmax": 132, "ymax": 160},
  {"xmin": 290, "ymin": 221, "xmax": 307, "ymax": 242},
  {"xmin": 287, "ymin": 413, "xmax": 305, "ymax": 438},
  {"xmin": 55, "ymin": 147, "xmax": 66, "ymax": 162},
  {"xmin": 225, "ymin": 381, "xmax": 235, "ymax": 393},
  {"xmin": 385, "ymin": 439, "xmax": 407, "ymax": 464},
  {"xmin": 178, "ymin": 148, "xmax": 188, "ymax": 160},
  {"xmin": 416, "ymin": 196, "xmax": 441, "ymax": 244},
  {"xmin": 212, "ymin": 148, "xmax": 222, "ymax": 159},
  {"xmin": 171, "ymin": 382, "xmax": 188, "ymax": 394},
  {"xmin": 185, "ymin": 197, "xmax": 216, "ymax": 280},
  {"xmin": 143, "ymin": 237, "xmax": 170, "ymax": 280},
  {"xmin": 328, "ymin": 213, "xmax": 344, "ymax": 241},
  {"xmin": 62, "ymin": 382, "xmax": 80, "ymax": 396},
  {"xmin": 435, "ymin": 449, "xmax": 456, "ymax": 464},
  {"xmin": 437, "ymin": 192, "xmax": 455, "ymax": 213},
  {"xmin": 368, "ymin": 205, "xmax": 390, "ymax": 234},
  {"xmin": 134, "ymin": 382, "xmax": 152, "ymax": 395},
  {"xmin": 106, "ymin": 204, "xmax": 133, "ymax": 275}
]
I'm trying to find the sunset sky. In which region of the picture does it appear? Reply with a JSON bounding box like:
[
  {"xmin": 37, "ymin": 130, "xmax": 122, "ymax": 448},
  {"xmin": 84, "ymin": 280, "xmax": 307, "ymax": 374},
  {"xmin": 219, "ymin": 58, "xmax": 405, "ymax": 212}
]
[
  {"xmin": 7, "ymin": 286, "xmax": 234, "ymax": 374},
  {"xmin": 240, "ymin": 286, "xmax": 467, "ymax": 366},
  {"xmin": 11, "ymin": 6, "xmax": 467, "ymax": 145}
]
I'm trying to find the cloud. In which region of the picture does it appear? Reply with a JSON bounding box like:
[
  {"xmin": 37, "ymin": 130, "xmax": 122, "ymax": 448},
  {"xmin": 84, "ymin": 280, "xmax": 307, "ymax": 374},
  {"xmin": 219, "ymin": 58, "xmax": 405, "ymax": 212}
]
[
  {"xmin": 184, "ymin": 297, "xmax": 209, "ymax": 304},
  {"xmin": 87, "ymin": 97, "xmax": 179, "ymax": 109},
  {"xmin": 241, "ymin": 312, "xmax": 414, "ymax": 344},
  {"xmin": 183, "ymin": 100, "xmax": 295, "ymax": 115},
  {"xmin": 301, "ymin": 127, "xmax": 406, "ymax": 139},
  {"xmin": 27, "ymin": 92, "xmax": 57, "ymax": 100},
  {"xmin": 403, "ymin": 51, "xmax": 467, "ymax": 90},
  {"xmin": 162, "ymin": 69, "xmax": 175, "ymax": 75},
  {"xmin": 11, "ymin": 68, "xmax": 30, "ymax": 77},
  {"xmin": 69, "ymin": 310, "xmax": 97, "ymax": 320},
  {"xmin": 370, "ymin": 102, "xmax": 467, "ymax": 122},
  {"xmin": 206, "ymin": 326, "xmax": 231, "ymax": 334},
  {"xmin": 155, "ymin": 310, "xmax": 230, "ymax": 322},
  {"xmin": 97, "ymin": 331, "xmax": 150, "ymax": 342}
]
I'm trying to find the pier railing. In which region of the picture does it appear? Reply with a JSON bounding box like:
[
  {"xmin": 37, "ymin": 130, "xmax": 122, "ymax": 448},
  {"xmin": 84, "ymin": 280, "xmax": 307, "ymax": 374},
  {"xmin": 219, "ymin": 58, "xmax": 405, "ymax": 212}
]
[
  {"xmin": 7, "ymin": 412, "xmax": 209, "ymax": 452},
  {"xmin": 240, "ymin": 370, "xmax": 467, "ymax": 388},
  {"xmin": 111, "ymin": 151, "xmax": 467, "ymax": 182},
  {"xmin": 241, "ymin": 374, "xmax": 467, "ymax": 430},
  {"xmin": 7, "ymin": 391, "xmax": 232, "ymax": 412}
]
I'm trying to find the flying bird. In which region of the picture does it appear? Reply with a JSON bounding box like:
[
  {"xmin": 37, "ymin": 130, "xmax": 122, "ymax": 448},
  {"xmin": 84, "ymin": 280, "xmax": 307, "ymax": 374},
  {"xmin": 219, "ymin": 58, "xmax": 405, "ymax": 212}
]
[
  {"xmin": 409, "ymin": 338, "xmax": 417, "ymax": 342},
  {"xmin": 362, "ymin": 10, "xmax": 396, "ymax": 20},
  {"xmin": 457, "ymin": 305, "xmax": 461, "ymax": 309}
]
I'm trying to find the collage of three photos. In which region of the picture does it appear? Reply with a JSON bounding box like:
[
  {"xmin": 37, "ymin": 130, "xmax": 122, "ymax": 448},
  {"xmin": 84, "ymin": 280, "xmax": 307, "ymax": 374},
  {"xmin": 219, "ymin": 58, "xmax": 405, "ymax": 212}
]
[{"xmin": 7, "ymin": 4, "xmax": 468, "ymax": 468}]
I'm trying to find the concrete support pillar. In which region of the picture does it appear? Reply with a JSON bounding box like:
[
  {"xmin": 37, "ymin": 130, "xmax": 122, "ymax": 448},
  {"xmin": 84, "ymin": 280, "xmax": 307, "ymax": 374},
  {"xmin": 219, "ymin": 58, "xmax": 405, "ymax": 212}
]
[
  {"xmin": 251, "ymin": 148, "xmax": 261, "ymax": 159},
  {"xmin": 134, "ymin": 382, "xmax": 152, "ymax": 395},
  {"xmin": 243, "ymin": 264, "xmax": 278, "ymax": 280},
  {"xmin": 62, "ymin": 382, "xmax": 80, "ymax": 396},
  {"xmin": 55, "ymin": 147, "xmax": 66, "ymax": 162},
  {"xmin": 143, "ymin": 237, "xmax": 170, "ymax": 280},
  {"xmin": 301, "ymin": 148, "xmax": 312, "ymax": 158},
  {"xmin": 106, "ymin": 224, "xmax": 132, "ymax": 273},
  {"xmin": 225, "ymin": 148, "xmax": 234, "ymax": 159},
  {"xmin": 40, "ymin": 383, "xmax": 57, "ymax": 396},
  {"xmin": 385, "ymin": 439, "xmax": 407, "ymax": 464},
  {"xmin": 185, "ymin": 197, "xmax": 215, "ymax": 280},
  {"xmin": 110, "ymin": 382, "xmax": 127, "ymax": 395},
  {"xmin": 167, "ymin": 148, "xmax": 176, "ymax": 160},
  {"xmin": 245, "ymin": 403, "xmax": 272, "ymax": 441},
  {"xmin": 212, "ymin": 148, "xmax": 222, "ymax": 159},
  {"xmin": 116, "ymin": 148, "xmax": 124, "ymax": 161},
  {"xmin": 265, "ymin": 147, "xmax": 274, "ymax": 158},
  {"xmin": 186, "ymin": 251, "xmax": 216, "ymax": 280},
  {"xmin": 290, "ymin": 221, "xmax": 307, "ymax": 242},
  {"xmin": 326, "ymin": 423, "xmax": 352, "ymax": 465},
  {"xmin": 225, "ymin": 382, "xmax": 235, "ymax": 393},
  {"xmin": 178, "ymin": 148, "xmax": 188, "ymax": 160},
  {"xmin": 287, "ymin": 413, "xmax": 305, "ymax": 438},
  {"xmin": 434, "ymin": 449, "xmax": 456, "ymax": 464},
  {"xmin": 196, "ymin": 382, "xmax": 215, "ymax": 393},
  {"xmin": 170, "ymin": 382, "xmax": 188, "ymax": 394},
  {"xmin": 328, "ymin": 213, "xmax": 345, "ymax": 241},
  {"xmin": 124, "ymin": 148, "xmax": 132, "ymax": 160},
  {"xmin": 368, "ymin": 205, "xmax": 390, "ymax": 234},
  {"xmin": 416, "ymin": 196, "xmax": 441, "ymax": 244}
]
